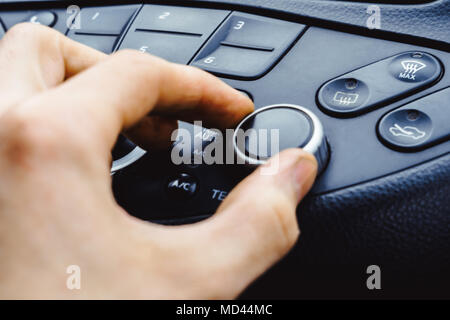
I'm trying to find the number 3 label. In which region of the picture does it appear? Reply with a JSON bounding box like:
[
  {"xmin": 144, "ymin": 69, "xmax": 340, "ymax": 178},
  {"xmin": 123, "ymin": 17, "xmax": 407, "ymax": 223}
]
[{"xmin": 234, "ymin": 21, "xmax": 245, "ymax": 30}]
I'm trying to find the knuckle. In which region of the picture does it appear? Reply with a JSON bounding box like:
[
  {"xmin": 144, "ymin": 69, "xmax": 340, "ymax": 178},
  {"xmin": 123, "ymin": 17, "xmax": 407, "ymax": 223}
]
[{"xmin": 0, "ymin": 107, "xmax": 80, "ymax": 163}]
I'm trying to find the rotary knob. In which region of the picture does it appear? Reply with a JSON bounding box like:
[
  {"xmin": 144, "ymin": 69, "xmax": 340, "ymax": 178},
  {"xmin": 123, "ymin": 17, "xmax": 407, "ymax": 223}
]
[{"xmin": 233, "ymin": 104, "xmax": 329, "ymax": 174}]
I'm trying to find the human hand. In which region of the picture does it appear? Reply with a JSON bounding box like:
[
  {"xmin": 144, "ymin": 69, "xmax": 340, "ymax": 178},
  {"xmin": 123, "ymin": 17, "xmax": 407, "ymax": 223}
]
[{"xmin": 0, "ymin": 24, "xmax": 317, "ymax": 299}]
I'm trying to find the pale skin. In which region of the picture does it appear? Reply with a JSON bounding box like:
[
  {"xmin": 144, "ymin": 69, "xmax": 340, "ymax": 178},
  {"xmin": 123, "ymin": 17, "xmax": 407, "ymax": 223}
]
[{"xmin": 0, "ymin": 24, "xmax": 318, "ymax": 299}]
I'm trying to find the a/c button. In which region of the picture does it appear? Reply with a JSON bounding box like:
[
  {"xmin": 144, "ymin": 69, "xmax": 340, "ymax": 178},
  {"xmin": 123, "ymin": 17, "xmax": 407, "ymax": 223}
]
[{"xmin": 166, "ymin": 173, "xmax": 198, "ymax": 201}]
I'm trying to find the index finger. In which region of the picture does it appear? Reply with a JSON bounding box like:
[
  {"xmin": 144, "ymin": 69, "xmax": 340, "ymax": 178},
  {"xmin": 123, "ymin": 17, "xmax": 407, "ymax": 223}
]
[{"xmin": 19, "ymin": 49, "xmax": 254, "ymax": 160}]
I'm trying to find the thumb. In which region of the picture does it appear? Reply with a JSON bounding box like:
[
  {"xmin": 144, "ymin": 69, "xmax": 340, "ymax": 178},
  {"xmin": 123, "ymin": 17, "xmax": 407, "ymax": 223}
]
[{"xmin": 188, "ymin": 148, "xmax": 318, "ymax": 297}]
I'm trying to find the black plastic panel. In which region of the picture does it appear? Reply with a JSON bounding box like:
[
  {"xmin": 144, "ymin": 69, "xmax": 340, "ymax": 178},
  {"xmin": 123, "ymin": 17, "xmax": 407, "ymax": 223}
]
[
  {"xmin": 191, "ymin": 12, "xmax": 305, "ymax": 79},
  {"xmin": 119, "ymin": 4, "xmax": 229, "ymax": 64},
  {"xmin": 317, "ymin": 51, "xmax": 442, "ymax": 116},
  {"xmin": 378, "ymin": 87, "xmax": 450, "ymax": 151}
]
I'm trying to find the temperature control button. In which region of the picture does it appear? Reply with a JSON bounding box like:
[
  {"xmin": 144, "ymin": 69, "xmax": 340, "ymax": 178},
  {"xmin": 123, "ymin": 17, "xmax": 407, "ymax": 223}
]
[
  {"xmin": 191, "ymin": 12, "xmax": 305, "ymax": 79},
  {"xmin": 233, "ymin": 104, "xmax": 329, "ymax": 173}
]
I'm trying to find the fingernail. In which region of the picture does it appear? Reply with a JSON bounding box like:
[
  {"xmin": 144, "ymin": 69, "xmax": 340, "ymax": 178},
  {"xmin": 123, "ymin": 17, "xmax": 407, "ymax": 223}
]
[
  {"xmin": 273, "ymin": 150, "xmax": 318, "ymax": 203},
  {"xmin": 293, "ymin": 155, "xmax": 317, "ymax": 202}
]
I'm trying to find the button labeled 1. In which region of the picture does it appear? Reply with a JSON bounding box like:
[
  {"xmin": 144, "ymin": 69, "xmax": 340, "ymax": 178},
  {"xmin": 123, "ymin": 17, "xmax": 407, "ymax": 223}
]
[{"xmin": 166, "ymin": 173, "xmax": 198, "ymax": 201}]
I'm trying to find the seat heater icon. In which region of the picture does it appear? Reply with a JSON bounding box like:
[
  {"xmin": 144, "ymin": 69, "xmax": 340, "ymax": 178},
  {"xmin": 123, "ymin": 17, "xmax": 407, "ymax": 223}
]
[
  {"xmin": 389, "ymin": 123, "xmax": 426, "ymax": 140},
  {"xmin": 399, "ymin": 60, "xmax": 426, "ymax": 80},
  {"xmin": 333, "ymin": 91, "xmax": 359, "ymax": 105}
]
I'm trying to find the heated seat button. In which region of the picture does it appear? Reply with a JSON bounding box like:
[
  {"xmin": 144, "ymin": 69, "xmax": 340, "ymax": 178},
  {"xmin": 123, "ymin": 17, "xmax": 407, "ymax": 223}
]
[
  {"xmin": 166, "ymin": 173, "xmax": 198, "ymax": 201},
  {"xmin": 389, "ymin": 52, "xmax": 440, "ymax": 83},
  {"xmin": 378, "ymin": 87, "xmax": 450, "ymax": 151}
]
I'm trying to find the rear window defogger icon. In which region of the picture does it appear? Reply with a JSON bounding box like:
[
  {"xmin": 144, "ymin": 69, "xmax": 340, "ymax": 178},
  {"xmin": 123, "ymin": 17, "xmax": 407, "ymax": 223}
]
[{"xmin": 332, "ymin": 92, "xmax": 359, "ymax": 106}]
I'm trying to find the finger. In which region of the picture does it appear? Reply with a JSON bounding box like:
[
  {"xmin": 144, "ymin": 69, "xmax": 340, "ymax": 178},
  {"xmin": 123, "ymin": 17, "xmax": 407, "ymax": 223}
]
[
  {"xmin": 130, "ymin": 149, "xmax": 318, "ymax": 298},
  {"xmin": 184, "ymin": 149, "xmax": 317, "ymax": 297},
  {"xmin": 21, "ymin": 49, "xmax": 253, "ymax": 160},
  {"xmin": 0, "ymin": 23, "xmax": 106, "ymax": 111}
]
